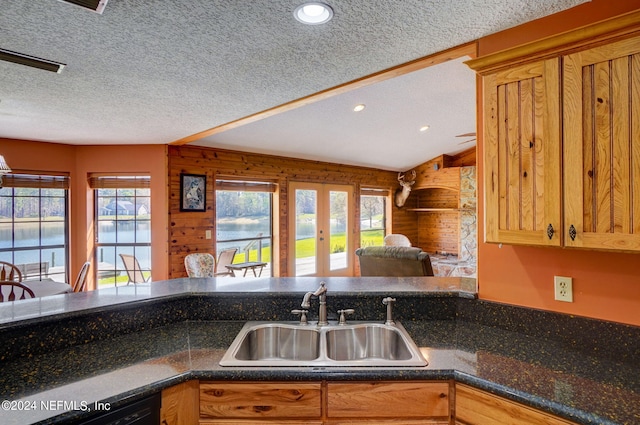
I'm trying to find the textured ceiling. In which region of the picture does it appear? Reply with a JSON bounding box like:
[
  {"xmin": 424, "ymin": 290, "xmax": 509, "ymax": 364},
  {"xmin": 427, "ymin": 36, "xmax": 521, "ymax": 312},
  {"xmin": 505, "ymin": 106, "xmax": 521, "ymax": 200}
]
[{"xmin": 1, "ymin": 0, "xmax": 589, "ymax": 170}]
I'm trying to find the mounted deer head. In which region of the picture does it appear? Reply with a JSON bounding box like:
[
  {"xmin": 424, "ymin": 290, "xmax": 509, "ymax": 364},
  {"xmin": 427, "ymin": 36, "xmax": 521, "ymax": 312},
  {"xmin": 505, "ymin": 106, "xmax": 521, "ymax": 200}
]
[{"xmin": 394, "ymin": 170, "xmax": 416, "ymax": 208}]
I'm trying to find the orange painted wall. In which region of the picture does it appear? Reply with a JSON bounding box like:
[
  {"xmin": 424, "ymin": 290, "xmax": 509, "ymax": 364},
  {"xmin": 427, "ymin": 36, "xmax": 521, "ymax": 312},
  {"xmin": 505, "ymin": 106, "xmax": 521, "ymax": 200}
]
[
  {"xmin": 0, "ymin": 139, "xmax": 168, "ymax": 287},
  {"xmin": 476, "ymin": 0, "xmax": 640, "ymax": 326}
]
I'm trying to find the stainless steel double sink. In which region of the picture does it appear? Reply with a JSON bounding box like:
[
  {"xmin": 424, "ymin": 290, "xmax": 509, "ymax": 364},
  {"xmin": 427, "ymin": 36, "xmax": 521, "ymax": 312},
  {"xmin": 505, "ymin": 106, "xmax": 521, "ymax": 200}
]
[{"xmin": 220, "ymin": 321, "xmax": 427, "ymax": 367}]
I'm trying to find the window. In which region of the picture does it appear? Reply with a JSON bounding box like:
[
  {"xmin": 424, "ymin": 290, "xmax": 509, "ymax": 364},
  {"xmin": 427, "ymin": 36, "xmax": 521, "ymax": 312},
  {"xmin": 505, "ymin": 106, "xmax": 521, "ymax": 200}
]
[
  {"xmin": 360, "ymin": 188, "xmax": 387, "ymax": 247},
  {"xmin": 215, "ymin": 180, "xmax": 274, "ymax": 276},
  {"xmin": 90, "ymin": 175, "xmax": 151, "ymax": 287},
  {"xmin": 0, "ymin": 173, "xmax": 69, "ymax": 282}
]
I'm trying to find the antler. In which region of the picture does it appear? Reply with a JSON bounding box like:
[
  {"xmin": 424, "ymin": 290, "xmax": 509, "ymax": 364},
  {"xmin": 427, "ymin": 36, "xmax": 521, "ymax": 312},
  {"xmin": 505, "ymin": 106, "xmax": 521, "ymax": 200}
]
[{"xmin": 398, "ymin": 170, "xmax": 416, "ymax": 186}]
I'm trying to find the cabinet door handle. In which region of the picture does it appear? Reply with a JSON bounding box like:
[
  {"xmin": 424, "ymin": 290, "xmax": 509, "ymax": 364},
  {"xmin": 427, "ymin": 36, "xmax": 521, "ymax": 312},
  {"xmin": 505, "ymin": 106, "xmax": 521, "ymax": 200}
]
[
  {"xmin": 569, "ymin": 224, "xmax": 577, "ymax": 241},
  {"xmin": 546, "ymin": 224, "xmax": 555, "ymax": 240}
]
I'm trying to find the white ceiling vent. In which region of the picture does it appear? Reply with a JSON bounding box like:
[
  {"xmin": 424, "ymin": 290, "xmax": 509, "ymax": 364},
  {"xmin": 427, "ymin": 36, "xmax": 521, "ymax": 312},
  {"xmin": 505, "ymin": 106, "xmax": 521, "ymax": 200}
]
[
  {"xmin": 0, "ymin": 49, "xmax": 65, "ymax": 73},
  {"xmin": 57, "ymin": 0, "xmax": 109, "ymax": 14}
]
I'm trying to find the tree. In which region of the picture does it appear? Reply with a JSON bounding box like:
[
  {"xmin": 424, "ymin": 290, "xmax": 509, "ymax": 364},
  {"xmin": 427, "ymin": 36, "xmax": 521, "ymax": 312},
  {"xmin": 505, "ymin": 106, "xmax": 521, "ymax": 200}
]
[{"xmin": 361, "ymin": 195, "xmax": 384, "ymax": 229}]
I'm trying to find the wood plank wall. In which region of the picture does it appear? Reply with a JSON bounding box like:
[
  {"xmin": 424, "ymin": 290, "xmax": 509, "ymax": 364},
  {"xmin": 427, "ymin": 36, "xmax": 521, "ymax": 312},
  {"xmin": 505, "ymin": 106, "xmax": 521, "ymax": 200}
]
[
  {"xmin": 418, "ymin": 212, "xmax": 460, "ymax": 254},
  {"xmin": 409, "ymin": 147, "xmax": 477, "ymax": 255},
  {"xmin": 168, "ymin": 145, "xmax": 398, "ymax": 278},
  {"xmin": 168, "ymin": 145, "xmax": 476, "ymax": 277}
]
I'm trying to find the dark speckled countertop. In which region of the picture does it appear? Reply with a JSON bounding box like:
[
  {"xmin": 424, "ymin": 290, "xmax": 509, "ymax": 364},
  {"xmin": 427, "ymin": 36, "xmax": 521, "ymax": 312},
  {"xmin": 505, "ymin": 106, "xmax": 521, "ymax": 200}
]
[{"xmin": 0, "ymin": 276, "xmax": 638, "ymax": 425}]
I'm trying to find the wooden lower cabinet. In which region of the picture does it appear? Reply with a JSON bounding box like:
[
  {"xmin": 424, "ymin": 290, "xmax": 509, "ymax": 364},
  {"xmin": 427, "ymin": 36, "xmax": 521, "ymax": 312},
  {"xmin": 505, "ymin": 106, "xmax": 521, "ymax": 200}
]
[
  {"xmin": 199, "ymin": 381, "xmax": 451, "ymax": 425},
  {"xmin": 199, "ymin": 381, "xmax": 322, "ymax": 424},
  {"xmin": 455, "ymin": 384, "xmax": 577, "ymax": 425},
  {"xmin": 326, "ymin": 381, "xmax": 451, "ymax": 424},
  {"xmin": 161, "ymin": 380, "xmax": 200, "ymax": 425},
  {"xmin": 160, "ymin": 380, "xmax": 586, "ymax": 425}
]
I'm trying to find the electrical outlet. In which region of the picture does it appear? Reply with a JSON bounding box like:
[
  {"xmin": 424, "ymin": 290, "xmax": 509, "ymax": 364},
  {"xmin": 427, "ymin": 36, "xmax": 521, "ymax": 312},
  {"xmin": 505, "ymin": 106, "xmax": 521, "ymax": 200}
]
[
  {"xmin": 554, "ymin": 276, "xmax": 573, "ymax": 302},
  {"xmin": 205, "ymin": 230, "xmax": 212, "ymax": 239}
]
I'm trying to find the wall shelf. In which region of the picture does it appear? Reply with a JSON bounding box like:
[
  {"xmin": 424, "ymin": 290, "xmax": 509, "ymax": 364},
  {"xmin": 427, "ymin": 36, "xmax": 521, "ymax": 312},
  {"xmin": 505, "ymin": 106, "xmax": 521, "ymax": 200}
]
[{"xmin": 407, "ymin": 208, "xmax": 459, "ymax": 212}]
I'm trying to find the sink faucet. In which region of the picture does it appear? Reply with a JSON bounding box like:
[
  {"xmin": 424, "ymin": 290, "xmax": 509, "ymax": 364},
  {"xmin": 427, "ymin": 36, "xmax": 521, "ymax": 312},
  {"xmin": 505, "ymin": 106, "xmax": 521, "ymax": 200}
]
[
  {"xmin": 382, "ymin": 297, "xmax": 396, "ymax": 326},
  {"xmin": 301, "ymin": 281, "xmax": 328, "ymax": 326}
]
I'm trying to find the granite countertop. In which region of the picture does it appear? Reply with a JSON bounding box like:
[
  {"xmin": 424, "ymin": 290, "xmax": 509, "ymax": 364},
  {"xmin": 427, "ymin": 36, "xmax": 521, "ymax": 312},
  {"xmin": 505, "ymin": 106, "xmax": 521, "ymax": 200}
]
[{"xmin": 0, "ymin": 277, "xmax": 638, "ymax": 425}]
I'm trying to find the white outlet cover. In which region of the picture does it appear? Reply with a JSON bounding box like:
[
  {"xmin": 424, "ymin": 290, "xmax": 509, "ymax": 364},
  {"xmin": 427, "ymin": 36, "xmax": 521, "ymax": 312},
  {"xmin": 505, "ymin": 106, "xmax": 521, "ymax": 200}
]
[{"xmin": 554, "ymin": 276, "xmax": 573, "ymax": 302}]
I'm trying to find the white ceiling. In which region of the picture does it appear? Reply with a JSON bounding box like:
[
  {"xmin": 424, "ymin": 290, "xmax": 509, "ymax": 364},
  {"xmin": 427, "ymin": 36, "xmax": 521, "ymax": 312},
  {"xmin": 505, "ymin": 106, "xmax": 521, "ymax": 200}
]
[{"xmin": 1, "ymin": 0, "xmax": 589, "ymax": 171}]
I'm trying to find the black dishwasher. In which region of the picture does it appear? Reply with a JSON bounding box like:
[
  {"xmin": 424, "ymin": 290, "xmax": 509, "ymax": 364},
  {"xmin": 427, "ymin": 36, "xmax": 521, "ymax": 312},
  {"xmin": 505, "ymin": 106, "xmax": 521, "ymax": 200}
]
[{"xmin": 75, "ymin": 393, "xmax": 160, "ymax": 425}]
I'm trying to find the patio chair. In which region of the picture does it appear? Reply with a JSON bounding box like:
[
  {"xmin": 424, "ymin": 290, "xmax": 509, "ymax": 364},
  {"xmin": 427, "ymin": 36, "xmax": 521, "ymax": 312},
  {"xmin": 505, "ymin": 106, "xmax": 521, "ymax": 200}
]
[
  {"xmin": 119, "ymin": 254, "xmax": 151, "ymax": 284},
  {"xmin": 383, "ymin": 234, "xmax": 412, "ymax": 247},
  {"xmin": 184, "ymin": 253, "xmax": 215, "ymax": 277},
  {"xmin": 215, "ymin": 248, "xmax": 237, "ymax": 277},
  {"xmin": 0, "ymin": 261, "xmax": 22, "ymax": 282},
  {"xmin": 73, "ymin": 261, "xmax": 91, "ymax": 292},
  {"xmin": 0, "ymin": 280, "xmax": 35, "ymax": 302}
]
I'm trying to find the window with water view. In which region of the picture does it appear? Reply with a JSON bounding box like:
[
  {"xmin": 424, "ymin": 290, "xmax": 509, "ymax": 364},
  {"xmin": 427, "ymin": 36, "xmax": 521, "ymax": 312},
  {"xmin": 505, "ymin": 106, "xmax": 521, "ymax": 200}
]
[
  {"xmin": 216, "ymin": 180, "xmax": 273, "ymax": 276},
  {"xmin": 92, "ymin": 175, "xmax": 151, "ymax": 286},
  {"xmin": 0, "ymin": 173, "xmax": 69, "ymax": 282}
]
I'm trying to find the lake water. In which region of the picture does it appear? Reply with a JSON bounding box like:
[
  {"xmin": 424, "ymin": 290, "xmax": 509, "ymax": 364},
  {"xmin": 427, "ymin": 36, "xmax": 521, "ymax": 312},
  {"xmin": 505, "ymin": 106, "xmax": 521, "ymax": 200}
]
[{"xmin": 1, "ymin": 217, "xmax": 381, "ymax": 274}]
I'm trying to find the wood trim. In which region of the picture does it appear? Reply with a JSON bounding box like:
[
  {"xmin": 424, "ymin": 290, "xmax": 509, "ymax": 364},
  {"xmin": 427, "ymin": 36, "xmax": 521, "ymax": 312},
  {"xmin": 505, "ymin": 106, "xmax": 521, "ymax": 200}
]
[
  {"xmin": 171, "ymin": 42, "xmax": 477, "ymax": 145},
  {"xmin": 466, "ymin": 10, "xmax": 640, "ymax": 73}
]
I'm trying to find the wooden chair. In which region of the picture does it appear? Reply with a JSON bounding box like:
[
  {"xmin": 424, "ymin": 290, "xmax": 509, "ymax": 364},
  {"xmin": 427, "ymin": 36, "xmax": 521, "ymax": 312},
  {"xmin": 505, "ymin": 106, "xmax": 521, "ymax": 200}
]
[
  {"xmin": 0, "ymin": 280, "xmax": 35, "ymax": 302},
  {"xmin": 215, "ymin": 248, "xmax": 237, "ymax": 277},
  {"xmin": 184, "ymin": 253, "xmax": 215, "ymax": 277},
  {"xmin": 0, "ymin": 261, "xmax": 22, "ymax": 282},
  {"xmin": 119, "ymin": 254, "xmax": 151, "ymax": 284},
  {"xmin": 383, "ymin": 234, "xmax": 412, "ymax": 247},
  {"xmin": 73, "ymin": 261, "xmax": 91, "ymax": 292}
]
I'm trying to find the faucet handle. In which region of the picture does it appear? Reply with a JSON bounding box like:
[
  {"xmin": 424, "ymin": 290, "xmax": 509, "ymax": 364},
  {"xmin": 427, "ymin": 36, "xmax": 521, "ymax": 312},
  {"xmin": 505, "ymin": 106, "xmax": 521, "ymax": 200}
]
[
  {"xmin": 291, "ymin": 309, "xmax": 309, "ymax": 325},
  {"xmin": 337, "ymin": 308, "xmax": 355, "ymax": 325},
  {"xmin": 382, "ymin": 297, "xmax": 396, "ymax": 326}
]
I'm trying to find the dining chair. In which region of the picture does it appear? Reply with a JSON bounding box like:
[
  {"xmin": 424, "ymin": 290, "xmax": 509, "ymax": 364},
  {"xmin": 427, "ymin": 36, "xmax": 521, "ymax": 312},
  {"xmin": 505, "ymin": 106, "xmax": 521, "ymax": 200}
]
[
  {"xmin": 184, "ymin": 253, "xmax": 215, "ymax": 277},
  {"xmin": 73, "ymin": 261, "xmax": 91, "ymax": 292},
  {"xmin": 0, "ymin": 261, "xmax": 23, "ymax": 282},
  {"xmin": 0, "ymin": 280, "xmax": 35, "ymax": 302},
  {"xmin": 119, "ymin": 254, "xmax": 151, "ymax": 284},
  {"xmin": 383, "ymin": 234, "xmax": 412, "ymax": 247}
]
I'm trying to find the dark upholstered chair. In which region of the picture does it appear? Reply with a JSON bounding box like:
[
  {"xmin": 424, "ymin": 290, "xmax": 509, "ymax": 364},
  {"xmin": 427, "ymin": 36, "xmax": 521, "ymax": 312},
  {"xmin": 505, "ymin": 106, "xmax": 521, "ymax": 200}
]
[{"xmin": 355, "ymin": 246, "xmax": 434, "ymax": 277}]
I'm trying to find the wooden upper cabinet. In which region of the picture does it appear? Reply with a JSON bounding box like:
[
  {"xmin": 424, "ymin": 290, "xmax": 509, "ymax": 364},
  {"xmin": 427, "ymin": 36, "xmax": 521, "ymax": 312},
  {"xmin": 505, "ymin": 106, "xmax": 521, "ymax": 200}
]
[
  {"xmin": 563, "ymin": 34, "xmax": 640, "ymax": 252},
  {"xmin": 483, "ymin": 58, "xmax": 562, "ymax": 246}
]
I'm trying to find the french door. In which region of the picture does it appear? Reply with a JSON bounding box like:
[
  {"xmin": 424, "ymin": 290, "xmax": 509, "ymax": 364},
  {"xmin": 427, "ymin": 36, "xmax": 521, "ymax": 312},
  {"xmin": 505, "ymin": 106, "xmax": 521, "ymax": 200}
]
[{"xmin": 288, "ymin": 182, "xmax": 354, "ymax": 276}]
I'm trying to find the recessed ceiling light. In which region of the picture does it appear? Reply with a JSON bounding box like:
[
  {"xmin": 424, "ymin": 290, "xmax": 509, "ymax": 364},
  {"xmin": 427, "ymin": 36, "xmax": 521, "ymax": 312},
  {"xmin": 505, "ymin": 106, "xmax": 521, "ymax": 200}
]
[
  {"xmin": 353, "ymin": 104, "xmax": 366, "ymax": 112},
  {"xmin": 419, "ymin": 125, "xmax": 430, "ymax": 132},
  {"xmin": 294, "ymin": 2, "xmax": 334, "ymax": 25}
]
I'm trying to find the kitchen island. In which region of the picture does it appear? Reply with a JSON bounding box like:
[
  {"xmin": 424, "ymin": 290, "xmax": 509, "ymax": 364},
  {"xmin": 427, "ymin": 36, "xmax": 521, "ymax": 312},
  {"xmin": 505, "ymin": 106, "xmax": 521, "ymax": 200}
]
[{"xmin": 0, "ymin": 277, "xmax": 637, "ymax": 425}]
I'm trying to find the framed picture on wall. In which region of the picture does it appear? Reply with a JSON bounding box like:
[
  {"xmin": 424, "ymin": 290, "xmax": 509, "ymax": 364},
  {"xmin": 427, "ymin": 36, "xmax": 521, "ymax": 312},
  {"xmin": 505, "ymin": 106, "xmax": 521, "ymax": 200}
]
[{"xmin": 180, "ymin": 173, "xmax": 206, "ymax": 212}]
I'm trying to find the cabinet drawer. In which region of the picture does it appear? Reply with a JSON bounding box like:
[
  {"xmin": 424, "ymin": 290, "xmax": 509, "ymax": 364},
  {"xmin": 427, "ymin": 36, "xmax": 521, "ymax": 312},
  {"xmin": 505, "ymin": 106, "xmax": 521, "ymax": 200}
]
[
  {"xmin": 327, "ymin": 381, "xmax": 450, "ymax": 419},
  {"xmin": 200, "ymin": 382, "xmax": 321, "ymax": 419},
  {"xmin": 455, "ymin": 384, "xmax": 577, "ymax": 425}
]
